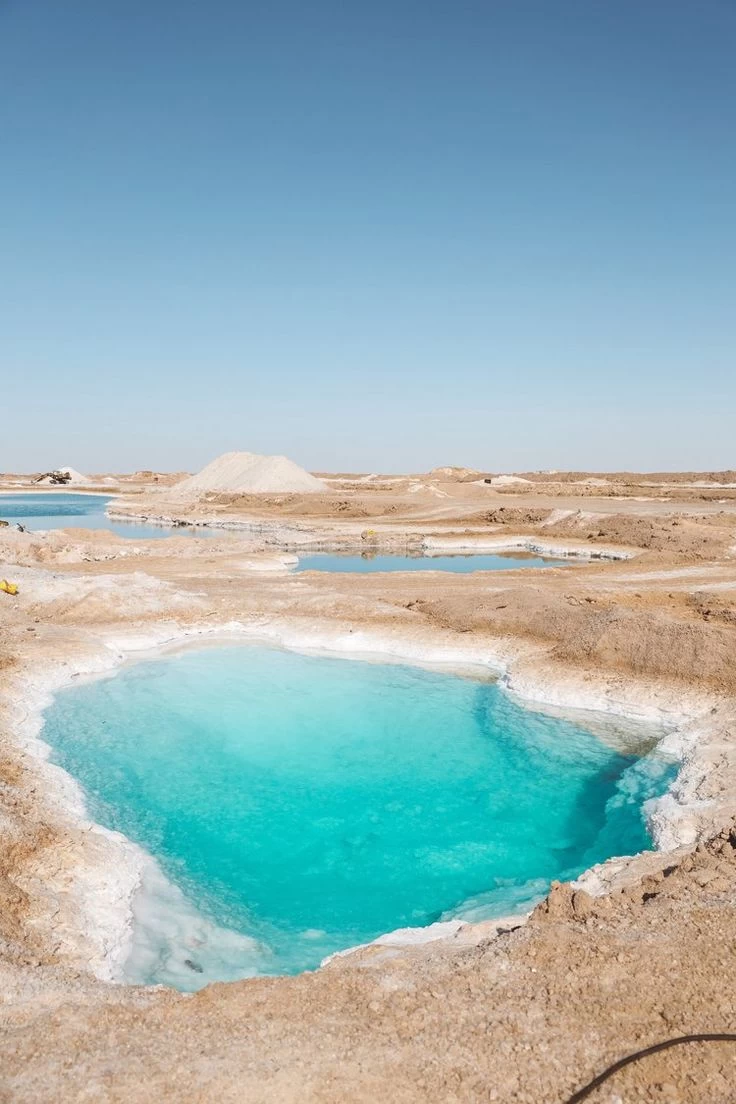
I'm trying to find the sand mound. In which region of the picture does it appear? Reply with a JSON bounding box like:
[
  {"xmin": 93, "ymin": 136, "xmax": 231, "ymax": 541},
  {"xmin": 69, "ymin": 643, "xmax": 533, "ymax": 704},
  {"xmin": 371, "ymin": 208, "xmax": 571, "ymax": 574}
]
[
  {"xmin": 174, "ymin": 452, "xmax": 327, "ymax": 497},
  {"xmin": 487, "ymin": 475, "xmax": 533, "ymax": 487},
  {"xmin": 37, "ymin": 466, "xmax": 90, "ymax": 485},
  {"xmin": 429, "ymin": 466, "xmax": 481, "ymax": 482},
  {"xmin": 59, "ymin": 466, "xmax": 90, "ymax": 484}
]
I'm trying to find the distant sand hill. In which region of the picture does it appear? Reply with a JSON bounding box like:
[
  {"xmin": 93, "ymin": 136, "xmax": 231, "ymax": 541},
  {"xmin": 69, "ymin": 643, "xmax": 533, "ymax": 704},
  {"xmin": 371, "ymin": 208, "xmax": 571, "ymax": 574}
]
[{"xmin": 172, "ymin": 452, "xmax": 327, "ymax": 496}]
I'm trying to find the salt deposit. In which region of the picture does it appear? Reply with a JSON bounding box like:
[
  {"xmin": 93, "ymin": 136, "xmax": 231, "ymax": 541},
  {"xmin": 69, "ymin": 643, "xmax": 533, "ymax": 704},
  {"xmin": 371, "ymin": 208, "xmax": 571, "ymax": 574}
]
[{"xmin": 173, "ymin": 452, "xmax": 327, "ymax": 497}]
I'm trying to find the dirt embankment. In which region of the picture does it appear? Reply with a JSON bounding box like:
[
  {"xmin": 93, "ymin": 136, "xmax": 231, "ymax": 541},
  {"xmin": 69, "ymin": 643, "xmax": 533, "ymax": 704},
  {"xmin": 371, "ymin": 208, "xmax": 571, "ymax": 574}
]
[
  {"xmin": 513, "ymin": 469, "xmax": 736, "ymax": 484},
  {"xmin": 546, "ymin": 512, "xmax": 736, "ymax": 559},
  {"xmin": 469, "ymin": 476, "xmax": 736, "ymax": 503},
  {"xmin": 208, "ymin": 492, "xmax": 395, "ymax": 518},
  {"xmin": 461, "ymin": 507, "xmax": 736, "ymax": 560},
  {"xmin": 398, "ymin": 584, "xmax": 736, "ymax": 694}
]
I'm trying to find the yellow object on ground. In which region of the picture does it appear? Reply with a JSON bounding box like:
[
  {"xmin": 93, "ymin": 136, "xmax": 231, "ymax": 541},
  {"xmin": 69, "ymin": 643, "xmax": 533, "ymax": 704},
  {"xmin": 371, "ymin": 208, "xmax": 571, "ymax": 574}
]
[{"xmin": 0, "ymin": 580, "xmax": 18, "ymax": 595}]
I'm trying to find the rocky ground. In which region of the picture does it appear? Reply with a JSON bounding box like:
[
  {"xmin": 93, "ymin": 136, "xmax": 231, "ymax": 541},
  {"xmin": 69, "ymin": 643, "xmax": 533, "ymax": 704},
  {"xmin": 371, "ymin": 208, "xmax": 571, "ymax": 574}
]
[{"xmin": 1, "ymin": 471, "xmax": 736, "ymax": 1101}]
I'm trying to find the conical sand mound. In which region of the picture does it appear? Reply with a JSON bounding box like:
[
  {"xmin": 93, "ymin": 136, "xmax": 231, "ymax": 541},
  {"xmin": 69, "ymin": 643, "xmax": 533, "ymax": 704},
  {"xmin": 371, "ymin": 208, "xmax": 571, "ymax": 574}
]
[
  {"xmin": 58, "ymin": 466, "xmax": 90, "ymax": 484},
  {"xmin": 173, "ymin": 452, "xmax": 327, "ymax": 496},
  {"xmin": 37, "ymin": 465, "xmax": 90, "ymax": 485}
]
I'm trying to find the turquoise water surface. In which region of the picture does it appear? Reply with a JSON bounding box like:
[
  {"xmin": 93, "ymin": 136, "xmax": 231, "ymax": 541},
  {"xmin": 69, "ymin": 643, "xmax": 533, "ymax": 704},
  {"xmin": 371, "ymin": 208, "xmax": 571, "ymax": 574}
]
[
  {"xmin": 0, "ymin": 493, "xmax": 215, "ymax": 540},
  {"xmin": 297, "ymin": 552, "xmax": 567, "ymax": 572},
  {"xmin": 42, "ymin": 647, "xmax": 675, "ymax": 989}
]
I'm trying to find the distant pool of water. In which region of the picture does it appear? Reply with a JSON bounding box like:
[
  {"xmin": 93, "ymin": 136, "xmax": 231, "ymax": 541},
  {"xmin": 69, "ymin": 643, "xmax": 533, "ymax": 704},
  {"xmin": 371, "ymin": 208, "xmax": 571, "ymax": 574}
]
[
  {"xmin": 297, "ymin": 552, "xmax": 568, "ymax": 572},
  {"xmin": 0, "ymin": 493, "xmax": 214, "ymax": 540},
  {"xmin": 42, "ymin": 646, "xmax": 675, "ymax": 990}
]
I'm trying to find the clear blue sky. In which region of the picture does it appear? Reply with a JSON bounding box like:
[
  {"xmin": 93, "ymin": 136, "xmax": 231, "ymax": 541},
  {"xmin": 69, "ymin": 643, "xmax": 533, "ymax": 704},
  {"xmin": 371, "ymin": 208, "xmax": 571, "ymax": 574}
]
[{"xmin": 2, "ymin": 0, "xmax": 734, "ymax": 473}]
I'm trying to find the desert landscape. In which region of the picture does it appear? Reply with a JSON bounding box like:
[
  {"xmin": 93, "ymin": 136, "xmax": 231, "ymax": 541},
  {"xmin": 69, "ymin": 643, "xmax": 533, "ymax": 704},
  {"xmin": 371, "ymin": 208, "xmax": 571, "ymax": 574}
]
[
  {"xmin": 2, "ymin": 459, "xmax": 736, "ymax": 1101},
  {"xmin": 5, "ymin": 0, "xmax": 733, "ymax": 1097}
]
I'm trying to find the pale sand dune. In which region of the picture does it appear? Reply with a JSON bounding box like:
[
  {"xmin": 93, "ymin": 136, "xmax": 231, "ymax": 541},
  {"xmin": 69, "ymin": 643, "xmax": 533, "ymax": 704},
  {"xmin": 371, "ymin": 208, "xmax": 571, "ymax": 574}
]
[{"xmin": 172, "ymin": 451, "xmax": 327, "ymax": 496}]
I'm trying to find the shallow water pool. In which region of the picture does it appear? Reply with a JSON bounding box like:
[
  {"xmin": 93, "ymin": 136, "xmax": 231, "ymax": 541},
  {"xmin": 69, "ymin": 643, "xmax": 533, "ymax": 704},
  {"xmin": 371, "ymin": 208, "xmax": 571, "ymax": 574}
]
[
  {"xmin": 0, "ymin": 493, "xmax": 215, "ymax": 540},
  {"xmin": 297, "ymin": 552, "xmax": 568, "ymax": 572},
  {"xmin": 42, "ymin": 647, "xmax": 675, "ymax": 990}
]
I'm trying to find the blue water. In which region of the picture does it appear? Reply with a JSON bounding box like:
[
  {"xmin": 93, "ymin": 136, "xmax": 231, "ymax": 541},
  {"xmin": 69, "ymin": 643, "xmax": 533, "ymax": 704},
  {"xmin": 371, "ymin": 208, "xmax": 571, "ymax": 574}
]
[
  {"xmin": 297, "ymin": 552, "xmax": 568, "ymax": 572},
  {"xmin": 0, "ymin": 499, "xmax": 565, "ymax": 564},
  {"xmin": 42, "ymin": 647, "xmax": 675, "ymax": 989},
  {"xmin": 0, "ymin": 493, "xmax": 215, "ymax": 540}
]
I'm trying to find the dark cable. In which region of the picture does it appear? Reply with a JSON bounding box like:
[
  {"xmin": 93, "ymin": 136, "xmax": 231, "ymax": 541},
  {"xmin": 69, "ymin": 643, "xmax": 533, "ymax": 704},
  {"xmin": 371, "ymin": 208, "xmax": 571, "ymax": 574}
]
[{"xmin": 565, "ymin": 1033, "xmax": 736, "ymax": 1103}]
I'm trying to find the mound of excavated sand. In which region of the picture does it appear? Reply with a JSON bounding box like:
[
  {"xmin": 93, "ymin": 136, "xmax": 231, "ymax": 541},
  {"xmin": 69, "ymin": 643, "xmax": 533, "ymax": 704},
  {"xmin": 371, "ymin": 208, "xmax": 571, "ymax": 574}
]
[
  {"xmin": 173, "ymin": 452, "xmax": 327, "ymax": 497},
  {"xmin": 487, "ymin": 475, "xmax": 533, "ymax": 486},
  {"xmin": 429, "ymin": 466, "xmax": 480, "ymax": 481},
  {"xmin": 38, "ymin": 466, "xmax": 90, "ymax": 485},
  {"xmin": 59, "ymin": 466, "xmax": 90, "ymax": 484}
]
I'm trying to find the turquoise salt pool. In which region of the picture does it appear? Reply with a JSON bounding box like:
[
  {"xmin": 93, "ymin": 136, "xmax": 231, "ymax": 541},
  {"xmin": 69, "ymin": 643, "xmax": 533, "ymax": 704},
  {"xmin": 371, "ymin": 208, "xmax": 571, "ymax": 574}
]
[
  {"xmin": 0, "ymin": 493, "xmax": 214, "ymax": 540},
  {"xmin": 297, "ymin": 552, "xmax": 567, "ymax": 572},
  {"xmin": 42, "ymin": 647, "xmax": 675, "ymax": 990}
]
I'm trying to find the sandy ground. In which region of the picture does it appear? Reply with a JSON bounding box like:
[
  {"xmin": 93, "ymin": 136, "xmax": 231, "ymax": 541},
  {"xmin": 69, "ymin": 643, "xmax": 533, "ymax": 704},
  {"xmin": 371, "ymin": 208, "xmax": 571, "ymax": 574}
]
[{"xmin": 2, "ymin": 471, "xmax": 736, "ymax": 1101}]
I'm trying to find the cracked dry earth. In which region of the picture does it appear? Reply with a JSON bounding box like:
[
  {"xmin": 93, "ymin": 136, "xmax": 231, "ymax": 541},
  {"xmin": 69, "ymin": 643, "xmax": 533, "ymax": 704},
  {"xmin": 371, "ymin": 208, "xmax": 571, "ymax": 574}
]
[{"xmin": 1, "ymin": 829, "xmax": 736, "ymax": 1102}]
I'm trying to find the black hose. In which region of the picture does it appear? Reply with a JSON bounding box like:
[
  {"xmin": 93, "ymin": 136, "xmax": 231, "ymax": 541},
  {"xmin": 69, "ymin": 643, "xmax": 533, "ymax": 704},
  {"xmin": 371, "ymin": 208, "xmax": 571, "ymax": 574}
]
[{"xmin": 565, "ymin": 1033, "xmax": 736, "ymax": 1103}]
